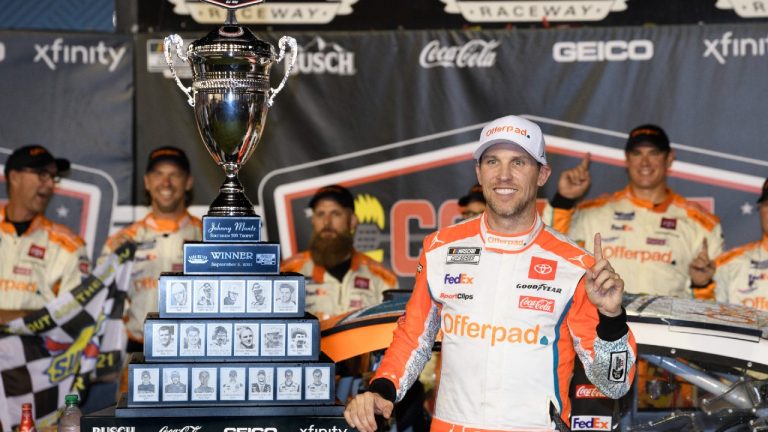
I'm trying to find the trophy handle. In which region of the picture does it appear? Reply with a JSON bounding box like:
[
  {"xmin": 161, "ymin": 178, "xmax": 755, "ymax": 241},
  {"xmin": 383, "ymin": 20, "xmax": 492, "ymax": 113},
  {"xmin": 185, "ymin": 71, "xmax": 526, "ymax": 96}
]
[
  {"xmin": 164, "ymin": 34, "xmax": 195, "ymax": 107},
  {"xmin": 266, "ymin": 36, "xmax": 298, "ymax": 108}
]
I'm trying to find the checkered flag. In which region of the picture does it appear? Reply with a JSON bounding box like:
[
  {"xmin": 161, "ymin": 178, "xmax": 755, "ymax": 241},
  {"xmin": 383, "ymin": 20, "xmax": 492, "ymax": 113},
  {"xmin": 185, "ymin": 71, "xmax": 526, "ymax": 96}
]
[{"xmin": 0, "ymin": 242, "xmax": 135, "ymax": 430}]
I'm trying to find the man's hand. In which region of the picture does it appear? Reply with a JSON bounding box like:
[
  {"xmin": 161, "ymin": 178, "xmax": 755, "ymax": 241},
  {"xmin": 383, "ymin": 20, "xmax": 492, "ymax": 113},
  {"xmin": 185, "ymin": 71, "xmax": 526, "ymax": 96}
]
[
  {"xmin": 344, "ymin": 391, "xmax": 394, "ymax": 432},
  {"xmin": 558, "ymin": 153, "xmax": 591, "ymax": 200},
  {"xmin": 689, "ymin": 238, "xmax": 715, "ymax": 287},
  {"xmin": 586, "ymin": 233, "xmax": 623, "ymax": 317}
]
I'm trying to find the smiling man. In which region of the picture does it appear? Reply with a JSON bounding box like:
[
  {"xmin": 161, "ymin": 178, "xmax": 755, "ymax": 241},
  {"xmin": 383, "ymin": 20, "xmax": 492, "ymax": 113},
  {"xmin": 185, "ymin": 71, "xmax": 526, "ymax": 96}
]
[
  {"xmin": 543, "ymin": 125, "xmax": 723, "ymax": 298},
  {"xmin": 0, "ymin": 145, "xmax": 89, "ymax": 317},
  {"xmin": 344, "ymin": 115, "xmax": 636, "ymax": 432},
  {"xmin": 99, "ymin": 146, "xmax": 202, "ymax": 352}
]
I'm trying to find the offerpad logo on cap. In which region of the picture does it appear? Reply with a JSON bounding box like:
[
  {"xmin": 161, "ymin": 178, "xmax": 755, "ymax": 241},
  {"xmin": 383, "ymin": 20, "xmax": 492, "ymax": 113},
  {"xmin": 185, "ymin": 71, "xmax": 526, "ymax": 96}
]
[{"xmin": 528, "ymin": 256, "xmax": 557, "ymax": 280}]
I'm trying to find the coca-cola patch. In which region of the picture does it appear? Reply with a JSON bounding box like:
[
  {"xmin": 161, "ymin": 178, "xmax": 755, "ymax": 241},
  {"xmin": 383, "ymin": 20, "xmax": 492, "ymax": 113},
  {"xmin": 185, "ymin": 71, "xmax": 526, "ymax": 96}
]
[
  {"xmin": 354, "ymin": 276, "xmax": 370, "ymax": 290},
  {"xmin": 13, "ymin": 266, "xmax": 32, "ymax": 276},
  {"xmin": 574, "ymin": 384, "xmax": 608, "ymax": 399},
  {"xmin": 28, "ymin": 245, "xmax": 46, "ymax": 259},
  {"xmin": 518, "ymin": 295, "xmax": 555, "ymax": 313}
]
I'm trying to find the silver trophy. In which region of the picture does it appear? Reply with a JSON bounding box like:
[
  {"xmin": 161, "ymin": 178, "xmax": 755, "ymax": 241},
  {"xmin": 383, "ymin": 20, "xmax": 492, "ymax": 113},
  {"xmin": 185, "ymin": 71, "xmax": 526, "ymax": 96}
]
[{"xmin": 164, "ymin": 1, "xmax": 296, "ymax": 216}]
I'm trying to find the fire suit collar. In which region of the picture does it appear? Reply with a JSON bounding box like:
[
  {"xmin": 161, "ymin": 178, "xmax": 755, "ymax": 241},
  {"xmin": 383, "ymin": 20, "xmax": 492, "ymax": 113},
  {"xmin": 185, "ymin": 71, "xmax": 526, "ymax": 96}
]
[
  {"xmin": 145, "ymin": 211, "xmax": 193, "ymax": 232},
  {"xmin": 0, "ymin": 205, "xmax": 49, "ymax": 236},
  {"xmin": 762, "ymin": 235, "xmax": 768, "ymax": 251},
  {"xmin": 480, "ymin": 212, "xmax": 543, "ymax": 253},
  {"xmin": 624, "ymin": 186, "xmax": 675, "ymax": 212}
]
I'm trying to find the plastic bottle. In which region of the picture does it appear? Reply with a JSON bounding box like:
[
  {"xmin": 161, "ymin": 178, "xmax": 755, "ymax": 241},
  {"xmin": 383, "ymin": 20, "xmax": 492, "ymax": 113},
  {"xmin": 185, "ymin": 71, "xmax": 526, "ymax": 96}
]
[
  {"xmin": 19, "ymin": 402, "xmax": 37, "ymax": 432},
  {"xmin": 57, "ymin": 394, "xmax": 81, "ymax": 432}
]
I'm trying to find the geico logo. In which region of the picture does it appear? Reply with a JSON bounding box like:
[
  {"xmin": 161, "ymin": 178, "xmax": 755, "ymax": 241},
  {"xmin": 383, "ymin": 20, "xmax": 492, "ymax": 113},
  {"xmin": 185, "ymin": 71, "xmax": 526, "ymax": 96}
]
[
  {"xmin": 292, "ymin": 50, "xmax": 356, "ymax": 75},
  {"xmin": 0, "ymin": 42, "xmax": 5, "ymax": 62},
  {"xmin": 223, "ymin": 428, "xmax": 278, "ymax": 432},
  {"xmin": 742, "ymin": 296, "xmax": 768, "ymax": 310},
  {"xmin": 603, "ymin": 246, "xmax": 672, "ymax": 263},
  {"xmin": 419, "ymin": 39, "xmax": 499, "ymax": 68},
  {"xmin": 91, "ymin": 427, "xmax": 136, "ymax": 432},
  {"xmin": 33, "ymin": 38, "xmax": 126, "ymax": 71},
  {"xmin": 442, "ymin": 313, "xmax": 542, "ymax": 347},
  {"xmin": 571, "ymin": 416, "xmax": 611, "ymax": 431},
  {"xmin": 439, "ymin": 292, "xmax": 474, "ymax": 300},
  {"xmin": 443, "ymin": 273, "xmax": 473, "ymax": 284},
  {"xmin": 553, "ymin": 40, "xmax": 653, "ymax": 63}
]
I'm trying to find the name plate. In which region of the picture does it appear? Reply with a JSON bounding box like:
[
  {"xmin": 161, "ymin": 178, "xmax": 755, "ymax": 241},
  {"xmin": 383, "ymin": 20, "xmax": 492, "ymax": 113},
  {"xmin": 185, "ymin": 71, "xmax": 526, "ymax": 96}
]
[
  {"xmin": 159, "ymin": 273, "xmax": 306, "ymax": 318},
  {"xmin": 202, "ymin": 216, "xmax": 262, "ymax": 243},
  {"xmin": 144, "ymin": 314, "xmax": 320, "ymax": 362},
  {"xmin": 184, "ymin": 243, "xmax": 280, "ymax": 275},
  {"xmin": 127, "ymin": 359, "xmax": 335, "ymax": 407}
]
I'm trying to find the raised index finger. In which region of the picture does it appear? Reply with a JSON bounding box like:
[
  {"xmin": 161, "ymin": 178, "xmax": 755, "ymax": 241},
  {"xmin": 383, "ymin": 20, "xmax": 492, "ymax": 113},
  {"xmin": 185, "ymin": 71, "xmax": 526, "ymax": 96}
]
[
  {"xmin": 593, "ymin": 232, "xmax": 603, "ymax": 261},
  {"xmin": 579, "ymin": 152, "xmax": 591, "ymax": 170},
  {"xmin": 700, "ymin": 237, "xmax": 709, "ymax": 258}
]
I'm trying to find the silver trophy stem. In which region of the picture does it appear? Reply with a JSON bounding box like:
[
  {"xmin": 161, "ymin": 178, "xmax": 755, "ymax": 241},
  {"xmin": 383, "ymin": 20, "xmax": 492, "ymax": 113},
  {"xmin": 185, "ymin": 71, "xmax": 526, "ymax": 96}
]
[{"xmin": 208, "ymin": 164, "xmax": 255, "ymax": 216}]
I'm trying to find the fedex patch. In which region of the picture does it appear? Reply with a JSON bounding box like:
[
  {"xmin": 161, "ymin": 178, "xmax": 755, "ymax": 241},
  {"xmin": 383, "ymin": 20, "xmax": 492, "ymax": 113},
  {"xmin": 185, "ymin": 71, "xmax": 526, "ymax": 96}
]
[{"xmin": 571, "ymin": 415, "xmax": 612, "ymax": 431}]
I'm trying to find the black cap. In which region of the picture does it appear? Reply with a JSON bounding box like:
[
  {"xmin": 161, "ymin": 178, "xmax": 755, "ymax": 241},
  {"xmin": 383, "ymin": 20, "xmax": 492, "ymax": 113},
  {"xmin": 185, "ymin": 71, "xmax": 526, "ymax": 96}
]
[
  {"xmin": 308, "ymin": 184, "xmax": 355, "ymax": 210},
  {"xmin": 758, "ymin": 178, "xmax": 768, "ymax": 204},
  {"xmin": 146, "ymin": 146, "xmax": 190, "ymax": 173},
  {"xmin": 458, "ymin": 183, "xmax": 485, "ymax": 207},
  {"xmin": 625, "ymin": 124, "xmax": 671, "ymax": 153},
  {"xmin": 4, "ymin": 145, "xmax": 70, "ymax": 177}
]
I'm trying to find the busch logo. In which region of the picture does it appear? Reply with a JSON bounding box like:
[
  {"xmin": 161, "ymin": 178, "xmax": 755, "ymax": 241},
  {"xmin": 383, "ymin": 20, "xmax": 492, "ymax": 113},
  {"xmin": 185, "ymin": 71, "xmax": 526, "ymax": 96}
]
[
  {"xmin": 444, "ymin": 273, "xmax": 474, "ymax": 284},
  {"xmin": 419, "ymin": 39, "xmax": 499, "ymax": 68},
  {"xmin": 553, "ymin": 40, "xmax": 653, "ymax": 63},
  {"xmin": 518, "ymin": 295, "xmax": 555, "ymax": 313},
  {"xmin": 34, "ymin": 38, "xmax": 126, "ymax": 71},
  {"xmin": 159, "ymin": 427, "xmax": 202, "ymax": 432},
  {"xmin": 292, "ymin": 37, "xmax": 356, "ymax": 76},
  {"xmin": 574, "ymin": 384, "xmax": 608, "ymax": 399}
]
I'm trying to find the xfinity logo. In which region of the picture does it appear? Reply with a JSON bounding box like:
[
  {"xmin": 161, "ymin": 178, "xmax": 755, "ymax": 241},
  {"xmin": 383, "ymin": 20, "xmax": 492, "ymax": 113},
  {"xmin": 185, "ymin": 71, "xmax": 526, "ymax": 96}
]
[
  {"xmin": 34, "ymin": 38, "xmax": 126, "ymax": 71},
  {"xmin": 703, "ymin": 31, "xmax": 768, "ymax": 64},
  {"xmin": 419, "ymin": 39, "xmax": 499, "ymax": 68},
  {"xmin": 159, "ymin": 427, "xmax": 202, "ymax": 432},
  {"xmin": 553, "ymin": 40, "xmax": 653, "ymax": 62},
  {"xmin": 292, "ymin": 37, "xmax": 356, "ymax": 76},
  {"xmin": 300, "ymin": 425, "xmax": 348, "ymax": 432}
]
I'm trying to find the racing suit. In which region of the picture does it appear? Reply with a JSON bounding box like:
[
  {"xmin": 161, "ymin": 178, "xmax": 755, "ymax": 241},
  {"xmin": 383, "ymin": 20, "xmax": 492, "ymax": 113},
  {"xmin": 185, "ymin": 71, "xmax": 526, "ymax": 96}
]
[
  {"xmin": 281, "ymin": 250, "xmax": 398, "ymax": 320},
  {"xmin": 99, "ymin": 211, "xmax": 201, "ymax": 342},
  {"xmin": 369, "ymin": 214, "xmax": 637, "ymax": 431},
  {"xmin": 0, "ymin": 206, "xmax": 89, "ymax": 310},
  {"xmin": 543, "ymin": 187, "xmax": 723, "ymax": 299},
  {"xmin": 714, "ymin": 236, "xmax": 768, "ymax": 310}
]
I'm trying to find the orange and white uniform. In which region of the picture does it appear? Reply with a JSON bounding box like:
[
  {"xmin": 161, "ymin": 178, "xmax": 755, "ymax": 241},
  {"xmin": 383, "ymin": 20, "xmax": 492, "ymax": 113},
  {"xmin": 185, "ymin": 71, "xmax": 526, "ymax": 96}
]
[
  {"xmin": 543, "ymin": 187, "xmax": 723, "ymax": 299},
  {"xmin": 281, "ymin": 250, "xmax": 398, "ymax": 320},
  {"xmin": 99, "ymin": 211, "xmax": 201, "ymax": 342},
  {"xmin": 714, "ymin": 236, "xmax": 768, "ymax": 311},
  {"xmin": 369, "ymin": 214, "xmax": 636, "ymax": 431},
  {"xmin": 0, "ymin": 206, "xmax": 89, "ymax": 310}
]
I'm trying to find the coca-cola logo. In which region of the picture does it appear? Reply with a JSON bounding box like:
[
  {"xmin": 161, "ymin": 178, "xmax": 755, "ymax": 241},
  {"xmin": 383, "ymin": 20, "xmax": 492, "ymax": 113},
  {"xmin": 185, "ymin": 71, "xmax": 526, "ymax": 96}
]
[
  {"xmin": 518, "ymin": 295, "xmax": 555, "ymax": 313},
  {"xmin": 575, "ymin": 384, "xmax": 608, "ymax": 399},
  {"xmin": 159, "ymin": 426, "xmax": 202, "ymax": 432},
  {"xmin": 419, "ymin": 39, "xmax": 499, "ymax": 68}
]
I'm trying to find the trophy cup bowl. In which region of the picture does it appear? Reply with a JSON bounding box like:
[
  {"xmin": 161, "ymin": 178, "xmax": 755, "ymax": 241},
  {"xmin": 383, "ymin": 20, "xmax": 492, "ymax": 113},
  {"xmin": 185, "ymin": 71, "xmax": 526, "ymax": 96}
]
[{"xmin": 164, "ymin": 12, "xmax": 296, "ymax": 217}]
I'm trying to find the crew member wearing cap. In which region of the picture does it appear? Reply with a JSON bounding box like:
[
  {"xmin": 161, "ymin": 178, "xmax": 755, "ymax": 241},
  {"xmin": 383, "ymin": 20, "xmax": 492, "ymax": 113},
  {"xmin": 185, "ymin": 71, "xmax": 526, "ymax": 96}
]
[
  {"xmin": 457, "ymin": 183, "xmax": 486, "ymax": 220},
  {"xmin": 98, "ymin": 146, "xmax": 201, "ymax": 351},
  {"xmin": 713, "ymin": 178, "xmax": 768, "ymax": 311},
  {"xmin": 543, "ymin": 124, "xmax": 722, "ymax": 299},
  {"xmin": 344, "ymin": 115, "xmax": 635, "ymax": 432},
  {"xmin": 280, "ymin": 184, "xmax": 398, "ymax": 321},
  {"xmin": 0, "ymin": 145, "xmax": 89, "ymax": 318}
]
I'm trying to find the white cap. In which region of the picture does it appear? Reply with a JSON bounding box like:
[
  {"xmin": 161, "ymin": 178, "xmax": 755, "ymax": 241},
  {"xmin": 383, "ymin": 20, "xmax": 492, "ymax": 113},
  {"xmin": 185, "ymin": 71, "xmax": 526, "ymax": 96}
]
[{"xmin": 474, "ymin": 115, "xmax": 547, "ymax": 165}]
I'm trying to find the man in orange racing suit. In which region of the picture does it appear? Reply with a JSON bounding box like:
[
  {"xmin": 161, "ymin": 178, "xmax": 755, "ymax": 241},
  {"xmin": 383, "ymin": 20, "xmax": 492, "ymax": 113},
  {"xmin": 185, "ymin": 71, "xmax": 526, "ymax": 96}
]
[
  {"xmin": 344, "ymin": 115, "xmax": 636, "ymax": 432},
  {"xmin": 0, "ymin": 145, "xmax": 89, "ymax": 320},
  {"xmin": 99, "ymin": 146, "xmax": 201, "ymax": 351}
]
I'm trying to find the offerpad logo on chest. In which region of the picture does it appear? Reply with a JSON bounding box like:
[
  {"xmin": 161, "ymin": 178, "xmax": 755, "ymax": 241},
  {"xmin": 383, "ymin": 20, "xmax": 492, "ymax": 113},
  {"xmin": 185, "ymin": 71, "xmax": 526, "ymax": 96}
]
[{"xmin": 528, "ymin": 256, "xmax": 557, "ymax": 280}]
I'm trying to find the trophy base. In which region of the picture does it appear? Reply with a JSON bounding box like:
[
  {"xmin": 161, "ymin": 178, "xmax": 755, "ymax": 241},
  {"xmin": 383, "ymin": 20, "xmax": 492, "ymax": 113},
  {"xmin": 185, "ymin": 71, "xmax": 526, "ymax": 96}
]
[{"xmin": 208, "ymin": 176, "xmax": 256, "ymax": 216}]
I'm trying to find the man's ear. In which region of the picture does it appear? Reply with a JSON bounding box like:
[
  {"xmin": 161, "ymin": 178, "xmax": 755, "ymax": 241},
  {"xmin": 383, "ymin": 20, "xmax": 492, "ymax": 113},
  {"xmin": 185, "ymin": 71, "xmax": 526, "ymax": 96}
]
[{"xmin": 350, "ymin": 212, "xmax": 358, "ymax": 233}]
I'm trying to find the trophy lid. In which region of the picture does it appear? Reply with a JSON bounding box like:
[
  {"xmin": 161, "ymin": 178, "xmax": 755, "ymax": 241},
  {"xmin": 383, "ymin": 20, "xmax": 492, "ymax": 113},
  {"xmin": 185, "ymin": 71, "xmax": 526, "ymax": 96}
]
[{"xmin": 188, "ymin": 25, "xmax": 275, "ymax": 66}]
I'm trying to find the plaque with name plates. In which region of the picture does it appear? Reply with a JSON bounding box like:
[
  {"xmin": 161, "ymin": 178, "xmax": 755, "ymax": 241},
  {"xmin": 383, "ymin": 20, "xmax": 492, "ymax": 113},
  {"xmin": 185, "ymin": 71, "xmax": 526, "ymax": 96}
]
[
  {"xmin": 202, "ymin": 215, "xmax": 262, "ymax": 243},
  {"xmin": 144, "ymin": 315, "xmax": 320, "ymax": 362},
  {"xmin": 158, "ymin": 273, "xmax": 306, "ymax": 318},
  {"xmin": 127, "ymin": 361, "xmax": 335, "ymax": 407},
  {"xmin": 183, "ymin": 243, "xmax": 280, "ymax": 275}
]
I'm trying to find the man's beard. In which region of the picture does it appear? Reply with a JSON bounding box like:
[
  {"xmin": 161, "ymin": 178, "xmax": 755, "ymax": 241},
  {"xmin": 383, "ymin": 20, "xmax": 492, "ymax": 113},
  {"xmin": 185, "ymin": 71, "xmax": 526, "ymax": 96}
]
[{"xmin": 309, "ymin": 230, "xmax": 354, "ymax": 268}]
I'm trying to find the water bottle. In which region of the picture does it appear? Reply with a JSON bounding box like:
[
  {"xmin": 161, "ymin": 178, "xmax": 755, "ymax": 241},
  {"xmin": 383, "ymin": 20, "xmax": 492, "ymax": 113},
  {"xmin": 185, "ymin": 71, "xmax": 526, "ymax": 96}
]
[{"xmin": 57, "ymin": 394, "xmax": 81, "ymax": 432}]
